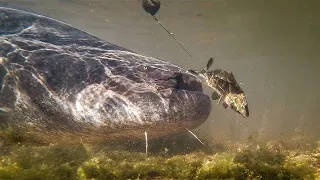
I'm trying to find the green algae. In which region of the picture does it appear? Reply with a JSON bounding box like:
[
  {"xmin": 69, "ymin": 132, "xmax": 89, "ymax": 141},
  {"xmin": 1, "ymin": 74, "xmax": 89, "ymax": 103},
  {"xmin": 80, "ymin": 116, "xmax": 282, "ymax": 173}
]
[{"xmin": 0, "ymin": 129, "xmax": 319, "ymax": 180}]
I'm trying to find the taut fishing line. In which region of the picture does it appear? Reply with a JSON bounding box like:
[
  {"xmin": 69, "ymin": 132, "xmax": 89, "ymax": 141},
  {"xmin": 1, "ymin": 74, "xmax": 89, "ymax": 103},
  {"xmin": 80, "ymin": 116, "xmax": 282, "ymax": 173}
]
[{"xmin": 141, "ymin": 0, "xmax": 196, "ymax": 61}]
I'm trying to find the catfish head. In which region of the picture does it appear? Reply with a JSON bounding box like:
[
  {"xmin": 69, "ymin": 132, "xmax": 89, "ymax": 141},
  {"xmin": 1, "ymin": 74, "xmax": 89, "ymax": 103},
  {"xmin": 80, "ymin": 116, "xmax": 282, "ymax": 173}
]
[{"xmin": 189, "ymin": 58, "xmax": 249, "ymax": 117}]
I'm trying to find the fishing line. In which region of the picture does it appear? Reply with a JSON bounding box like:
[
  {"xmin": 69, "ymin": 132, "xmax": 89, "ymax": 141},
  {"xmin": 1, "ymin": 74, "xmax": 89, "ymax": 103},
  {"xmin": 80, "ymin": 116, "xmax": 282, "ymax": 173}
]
[
  {"xmin": 152, "ymin": 16, "xmax": 195, "ymax": 61},
  {"xmin": 141, "ymin": 1, "xmax": 239, "ymax": 108},
  {"xmin": 141, "ymin": 0, "xmax": 196, "ymax": 61}
]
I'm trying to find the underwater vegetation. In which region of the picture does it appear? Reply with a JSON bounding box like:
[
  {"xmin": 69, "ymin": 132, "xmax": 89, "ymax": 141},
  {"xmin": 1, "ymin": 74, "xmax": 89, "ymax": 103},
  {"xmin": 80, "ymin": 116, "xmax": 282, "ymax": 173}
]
[{"xmin": 0, "ymin": 128, "xmax": 319, "ymax": 180}]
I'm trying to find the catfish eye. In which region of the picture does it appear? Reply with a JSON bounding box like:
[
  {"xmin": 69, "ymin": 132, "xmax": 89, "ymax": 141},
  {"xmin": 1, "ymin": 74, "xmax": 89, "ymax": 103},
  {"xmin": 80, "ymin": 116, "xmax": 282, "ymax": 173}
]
[{"xmin": 143, "ymin": 66, "xmax": 148, "ymax": 70}]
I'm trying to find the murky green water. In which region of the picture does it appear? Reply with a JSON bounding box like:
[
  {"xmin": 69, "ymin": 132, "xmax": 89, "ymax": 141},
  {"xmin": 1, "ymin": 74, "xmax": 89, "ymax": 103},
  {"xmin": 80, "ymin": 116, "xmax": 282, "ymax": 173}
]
[
  {"xmin": 2, "ymin": 0, "xmax": 319, "ymax": 140},
  {"xmin": 0, "ymin": 0, "xmax": 319, "ymax": 179}
]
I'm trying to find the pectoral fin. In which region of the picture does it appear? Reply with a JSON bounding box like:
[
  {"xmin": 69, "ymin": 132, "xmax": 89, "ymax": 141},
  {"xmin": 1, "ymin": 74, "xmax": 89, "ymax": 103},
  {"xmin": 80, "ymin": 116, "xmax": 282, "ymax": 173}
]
[
  {"xmin": 217, "ymin": 96, "xmax": 223, "ymax": 105},
  {"xmin": 211, "ymin": 91, "xmax": 220, "ymax": 100},
  {"xmin": 222, "ymin": 102, "xmax": 229, "ymax": 109},
  {"xmin": 206, "ymin": 57, "xmax": 214, "ymax": 70}
]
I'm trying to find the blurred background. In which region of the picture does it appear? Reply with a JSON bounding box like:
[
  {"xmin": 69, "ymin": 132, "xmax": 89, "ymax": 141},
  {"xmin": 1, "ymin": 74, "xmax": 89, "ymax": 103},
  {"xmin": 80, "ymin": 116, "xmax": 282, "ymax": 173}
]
[{"xmin": 1, "ymin": 0, "xmax": 319, "ymax": 141}]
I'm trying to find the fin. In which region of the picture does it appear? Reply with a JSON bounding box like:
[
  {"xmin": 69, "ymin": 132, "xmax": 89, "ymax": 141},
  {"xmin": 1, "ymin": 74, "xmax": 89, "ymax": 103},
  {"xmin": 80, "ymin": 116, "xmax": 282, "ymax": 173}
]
[
  {"xmin": 227, "ymin": 72, "xmax": 237, "ymax": 83},
  {"xmin": 217, "ymin": 96, "xmax": 223, "ymax": 105},
  {"xmin": 206, "ymin": 57, "xmax": 214, "ymax": 70},
  {"xmin": 222, "ymin": 102, "xmax": 229, "ymax": 109},
  {"xmin": 211, "ymin": 91, "xmax": 220, "ymax": 100},
  {"xmin": 227, "ymin": 72, "xmax": 243, "ymax": 93}
]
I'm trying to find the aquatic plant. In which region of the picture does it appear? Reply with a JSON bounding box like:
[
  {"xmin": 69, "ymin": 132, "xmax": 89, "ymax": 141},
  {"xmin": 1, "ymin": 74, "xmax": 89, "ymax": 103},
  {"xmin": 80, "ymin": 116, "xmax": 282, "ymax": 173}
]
[{"xmin": 0, "ymin": 129, "xmax": 319, "ymax": 179}]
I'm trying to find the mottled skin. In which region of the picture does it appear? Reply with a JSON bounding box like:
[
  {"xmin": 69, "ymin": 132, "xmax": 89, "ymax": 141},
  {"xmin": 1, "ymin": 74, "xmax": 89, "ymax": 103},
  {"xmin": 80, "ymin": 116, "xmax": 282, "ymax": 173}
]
[
  {"xmin": 189, "ymin": 58, "xmax": 249, "ymax": 118},
  {"xmin": 0, "ymin": 7, "xmax": 211, "ymax": 140}
]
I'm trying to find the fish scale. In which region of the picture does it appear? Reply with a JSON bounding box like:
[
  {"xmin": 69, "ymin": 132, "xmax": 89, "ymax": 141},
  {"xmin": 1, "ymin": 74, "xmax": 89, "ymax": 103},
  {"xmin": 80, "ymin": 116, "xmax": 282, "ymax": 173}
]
[{"xmin": 189, "ymin": 58, "xmax": 249, "ymax": 118}]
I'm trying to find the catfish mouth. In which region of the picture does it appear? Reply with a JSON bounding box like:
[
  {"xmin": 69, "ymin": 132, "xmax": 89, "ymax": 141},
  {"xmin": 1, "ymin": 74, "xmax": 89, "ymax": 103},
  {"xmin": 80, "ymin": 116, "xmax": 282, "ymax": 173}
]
[
  {"xmin": 102, "ymin": 71, "xmax": 212, "ymax": 140},
  {"xmin": 150, "ymin": 71, "xmax": 205, "ymax": 92},
  {"xmin": 97, "ymin": 68, "xmax": 212, "ymax": 134},
  {"xmin": 158, "ymin": 70, "xmax": 211, "ymax": 98},
  {"xmin": 147, "ymin": 71, "xmax": 212, "ymax": 129}
]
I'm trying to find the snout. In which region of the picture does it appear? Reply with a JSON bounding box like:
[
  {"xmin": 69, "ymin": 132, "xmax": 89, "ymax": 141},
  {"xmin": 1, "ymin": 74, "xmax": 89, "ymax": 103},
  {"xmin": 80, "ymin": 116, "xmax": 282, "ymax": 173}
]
[
  {"xmin": 159, "ymin": 71, "xmax": 212, "ymax": 120},
  {"xmin": 240, "ymin": 105, "xmax": 249, "ymax": 118}
]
